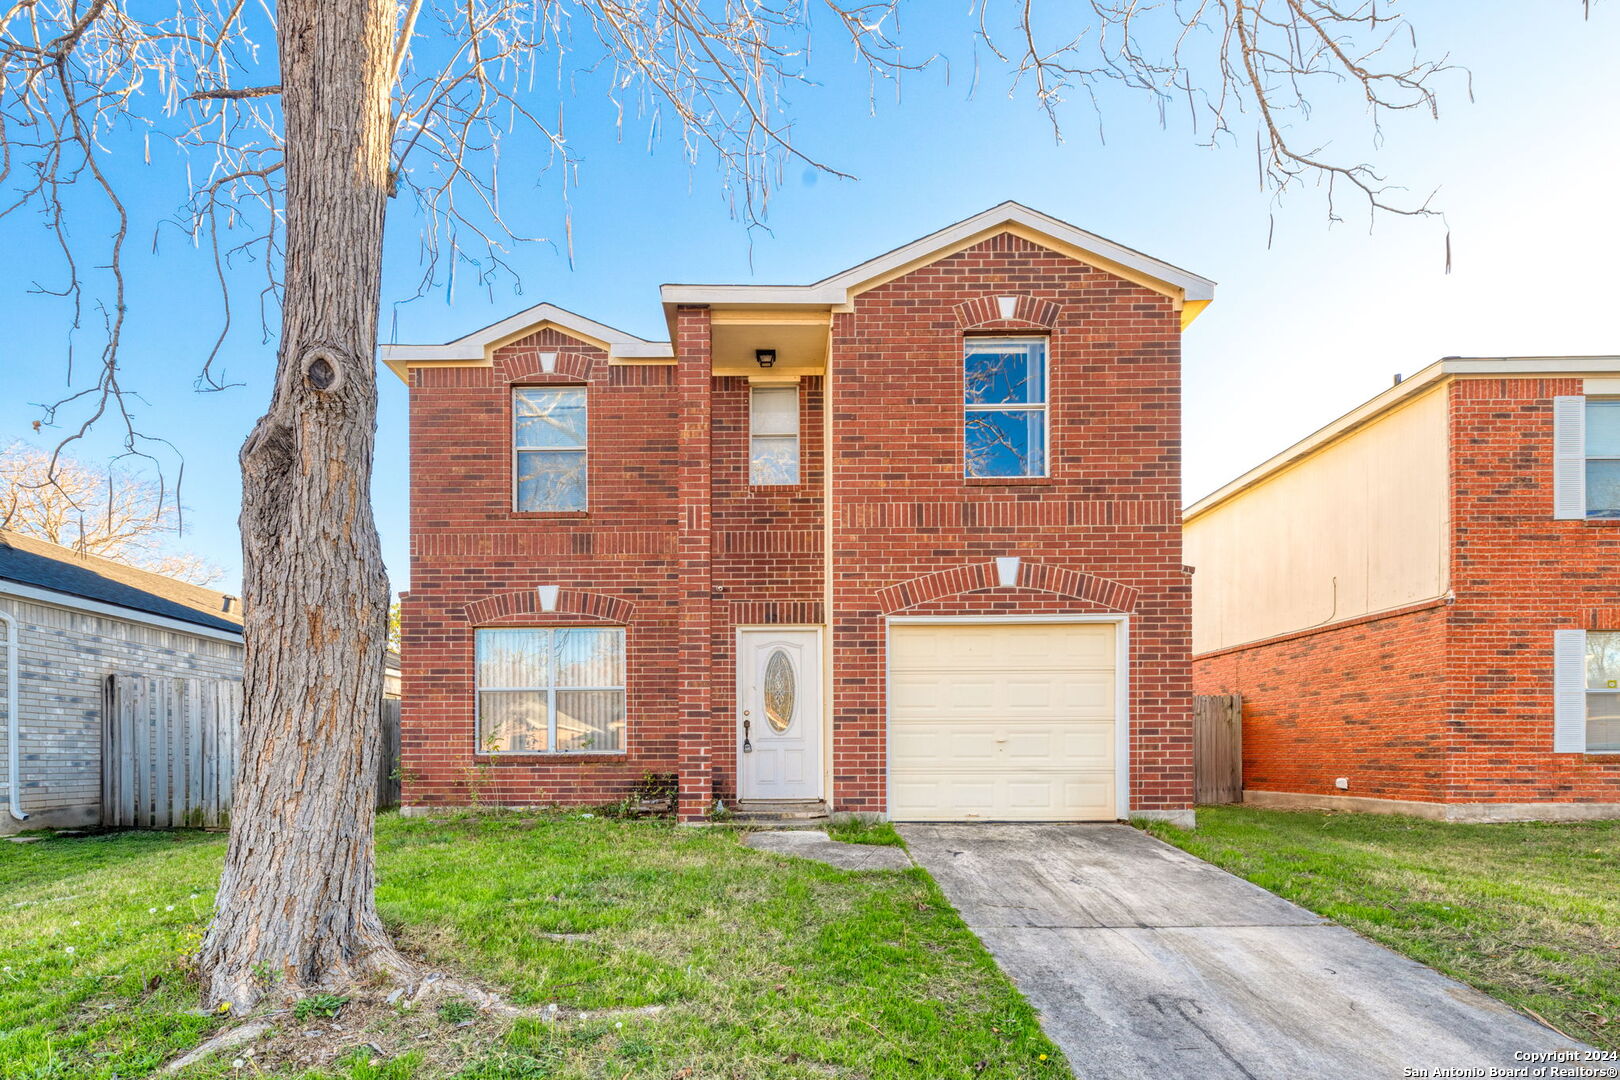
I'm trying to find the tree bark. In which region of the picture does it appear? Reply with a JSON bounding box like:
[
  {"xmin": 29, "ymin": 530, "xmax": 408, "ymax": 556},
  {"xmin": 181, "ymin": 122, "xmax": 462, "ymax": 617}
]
[{"xmin": 196, "ymin": 0, "xmax": 408, "ymax": 1009}]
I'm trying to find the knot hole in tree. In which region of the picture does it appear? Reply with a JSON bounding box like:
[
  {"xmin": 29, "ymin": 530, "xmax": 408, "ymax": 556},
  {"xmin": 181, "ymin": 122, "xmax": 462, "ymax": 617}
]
[{"xmin": 303, "ymin": 347, "xmax": 343, "ymax": 394}]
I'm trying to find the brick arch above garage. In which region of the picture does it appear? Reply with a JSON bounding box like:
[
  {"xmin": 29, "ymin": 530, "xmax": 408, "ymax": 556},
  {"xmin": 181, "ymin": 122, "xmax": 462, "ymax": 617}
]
[{"xmin": 875, "ymin": 560, "xmax": 1140, "ymax": 616}]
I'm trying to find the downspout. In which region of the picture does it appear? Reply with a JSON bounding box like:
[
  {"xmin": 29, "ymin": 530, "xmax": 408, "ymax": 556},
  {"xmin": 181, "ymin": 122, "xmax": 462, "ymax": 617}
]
[{"xmin": 0, "ymin": 606, "xmax": 25, "ymax": 821}]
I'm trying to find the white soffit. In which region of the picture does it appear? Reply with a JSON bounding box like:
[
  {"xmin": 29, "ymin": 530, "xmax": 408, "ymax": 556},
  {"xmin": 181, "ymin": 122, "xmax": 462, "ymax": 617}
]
[
  {"xmin": 379, "ymin": 301, "xmax": 673, "ymax": 370},
  {"xmin": 659, "ymin": 201, "xmax": 1217, "ymax": 308}
]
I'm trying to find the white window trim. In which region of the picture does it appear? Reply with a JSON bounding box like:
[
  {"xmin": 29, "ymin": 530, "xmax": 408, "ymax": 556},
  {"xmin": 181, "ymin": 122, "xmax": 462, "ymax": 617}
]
[
  {"xmin": 963, "ymin": 336, "xmax": 1050, "ymax": 479},
  {"xmin": 1579, "ymin": 628, "xmax": 1620, "ymax": 755},
  {"xmin": 1582, "ymin": 397, "xmax": 1620, "ymax": 520},
  {"xmin": 513, "ymin": 386, "xmax": 589, "ymax": 513},
  {"xmin": 749, "ymin": 383, "xmax": 801, "ymax": 486},
  {"xmin": 474, "ymin": 627, "xmax": 627, "ymax": 755}
]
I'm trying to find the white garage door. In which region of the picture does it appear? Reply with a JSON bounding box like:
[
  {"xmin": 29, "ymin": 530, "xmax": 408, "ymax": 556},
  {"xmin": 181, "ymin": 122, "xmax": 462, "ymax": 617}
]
[{"xmin": 888, "ymin": 621, "xmax": 1120, "ymax": 822}]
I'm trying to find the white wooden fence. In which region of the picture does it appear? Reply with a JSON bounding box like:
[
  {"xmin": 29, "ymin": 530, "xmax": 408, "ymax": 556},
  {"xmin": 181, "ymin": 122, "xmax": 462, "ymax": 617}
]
[
  {"xmin": 101, "ymin": 674, "xmax": 242, "ymax": 828},
  {"xmin": 101, "ymin": 674, "xmax": 402, "ymax": 828}
]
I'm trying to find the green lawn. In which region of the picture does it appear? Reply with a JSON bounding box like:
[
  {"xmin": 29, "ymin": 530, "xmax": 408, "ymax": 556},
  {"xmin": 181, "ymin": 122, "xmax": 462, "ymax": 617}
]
[
  {"xmin": 0, "ymin": 815, "xmax": 1065, "ymax": 1079},
  {"xmin": 1139, "ymin": 805, "xmax": 1620, "ymax": 1050}
]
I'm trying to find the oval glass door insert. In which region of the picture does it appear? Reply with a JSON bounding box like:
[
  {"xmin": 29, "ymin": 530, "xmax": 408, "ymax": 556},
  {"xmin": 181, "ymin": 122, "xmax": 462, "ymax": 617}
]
[{"xmin": 763, "ymin": 648, "xmax": 796, "ymax": 733}]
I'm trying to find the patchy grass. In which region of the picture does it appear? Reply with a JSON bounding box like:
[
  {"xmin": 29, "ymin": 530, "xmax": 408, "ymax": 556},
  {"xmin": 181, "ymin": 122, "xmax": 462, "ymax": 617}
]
[
  {"xmin": 825, "ymin": 819, "xmax": 907, "ymax": 848},
  {"xmin": 1139, "ymin": 805, "xmax": 1620, "ymax": 1049},
  {"xmin": 0, "ymin": 813, "xmax": 1065, "ymax": 1078}
]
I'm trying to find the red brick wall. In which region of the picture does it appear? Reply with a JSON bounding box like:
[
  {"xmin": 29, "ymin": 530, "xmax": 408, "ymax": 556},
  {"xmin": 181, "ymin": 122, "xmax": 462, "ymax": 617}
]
[
  {"xmin": 403, "ymin": 233, "xmax": 1196, "ymax": 817},
  {"xmin": 1192, "ymin": 604, "xmax": 1450, "ymax": 802},
  {"xmin": 1191, "ymin": 376, "xmax": 1620, "ymax": 808},
  {"xmin": 827, "ymin": 232, "xmax": 1193, "ymax": 813},
  {"xmin": 400, "ymin": 328, "xmax": 685, "ymax": 809},
  {"xmin": 1444, "ymin": 377, "xmax": 1620, "ymax": 802},
  {"xmin": 708, "ymin": 375, "xmax": 825, "ymax": 806}
]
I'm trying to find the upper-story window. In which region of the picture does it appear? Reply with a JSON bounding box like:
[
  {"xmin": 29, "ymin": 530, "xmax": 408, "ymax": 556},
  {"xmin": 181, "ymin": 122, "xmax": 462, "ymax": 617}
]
[
  {"xmin": 1585, "ymin": 399, "xmax": 1620, "ymax": 518},
  {"xmin": 964, "ymin": 338, "xmax": 1047, "ymax": 478},
  {"xmin": 514, "ymin": 386, "xmax": 587, "ymax": 512},
  {"xmin": 750, "ymin": 385, "xmax": 800, "ymax": 485}
]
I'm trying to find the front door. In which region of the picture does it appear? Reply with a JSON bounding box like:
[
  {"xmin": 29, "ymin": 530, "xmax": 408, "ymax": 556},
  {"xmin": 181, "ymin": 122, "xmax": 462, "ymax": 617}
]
[{"xmin": 738, "ymin": 628, "xmax": 822, "ymax": 800}]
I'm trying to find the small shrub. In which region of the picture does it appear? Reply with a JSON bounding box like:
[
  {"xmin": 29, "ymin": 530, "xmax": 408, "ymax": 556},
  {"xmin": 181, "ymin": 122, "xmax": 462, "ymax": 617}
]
[
  {"xmin": 293, "ymin": 993, "xmax": 349, "ymax": 1021},
  {"xmin": 437, "ymin": 997, "xmax": 478, "ymax": 1024}
]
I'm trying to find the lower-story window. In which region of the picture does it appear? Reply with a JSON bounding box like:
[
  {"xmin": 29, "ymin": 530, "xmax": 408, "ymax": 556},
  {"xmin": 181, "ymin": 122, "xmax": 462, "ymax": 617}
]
[
  {"xmin": 475, "ymin": 627, "xmax": 626, "ymax": 753},
  {"xmin": 1587, "ymin": 631, "xmax": 1620, "ymax": 753}
]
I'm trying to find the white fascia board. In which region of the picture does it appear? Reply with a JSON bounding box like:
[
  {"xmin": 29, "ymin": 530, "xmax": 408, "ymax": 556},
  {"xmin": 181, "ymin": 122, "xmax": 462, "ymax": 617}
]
[
  {"xmin": 1183, "ymin": 355, "xmax": 1620, "ymax": 522},
  {"xmin": 379, "ymin": 301, "xmax": 671, "ymax": 364},
  {"xmin": 0, "ymin": 580, "xmax": 245, "ymax": 645},
  {"xmin": 661, "ymin": 202, "xmax": 1216, "ymax": 309}
]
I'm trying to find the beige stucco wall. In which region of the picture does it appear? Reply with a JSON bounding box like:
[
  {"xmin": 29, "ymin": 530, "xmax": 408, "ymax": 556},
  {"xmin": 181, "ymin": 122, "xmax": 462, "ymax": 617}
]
[{"xmin": 1186, "ymin": 384, "xmax": 1451, "ymax": 655}]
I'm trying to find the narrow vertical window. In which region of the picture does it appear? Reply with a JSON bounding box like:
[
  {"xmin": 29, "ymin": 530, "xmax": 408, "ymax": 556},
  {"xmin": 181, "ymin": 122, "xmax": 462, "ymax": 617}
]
[
  {"xmin": 1586, "ymin": 399, "xmax": 1620, "ymax": 518},
  {"xmin": 515, "ymin": 387, "xmax": 587, "ymax": 511},
  {"xmin": 1586, "ymin": 630, "xmax": 1620, "ymax": 752},
  {"xmin": 750, "ymin": 385, "xmax": 800, "ymax": 485},
  {"xmin": 965, "ymin": 338, "xmax": 1047, "ymax": 478}
]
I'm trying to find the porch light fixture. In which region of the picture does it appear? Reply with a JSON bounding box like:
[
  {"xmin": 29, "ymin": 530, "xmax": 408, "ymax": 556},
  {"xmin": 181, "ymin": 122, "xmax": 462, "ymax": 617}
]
[{"xmin": 755, "ymin": 348, "xmax": 777, "ymax": 368}]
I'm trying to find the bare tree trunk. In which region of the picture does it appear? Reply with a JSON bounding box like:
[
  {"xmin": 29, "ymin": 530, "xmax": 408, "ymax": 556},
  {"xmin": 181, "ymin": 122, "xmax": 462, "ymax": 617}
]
[{"xmin": 197, "ymin": 0, "xmax": 409, "ymax": 1010}]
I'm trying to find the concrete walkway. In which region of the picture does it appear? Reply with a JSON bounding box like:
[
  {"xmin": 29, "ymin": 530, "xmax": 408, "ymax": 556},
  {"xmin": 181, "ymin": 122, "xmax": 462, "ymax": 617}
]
[{"xmin": 901, "ymin": 823, "xmax": 1590, "ymax": 1080}]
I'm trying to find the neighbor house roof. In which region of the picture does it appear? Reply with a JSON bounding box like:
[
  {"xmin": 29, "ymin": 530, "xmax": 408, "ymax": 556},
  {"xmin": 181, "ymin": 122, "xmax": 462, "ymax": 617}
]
[
  {"xmin": 0, "ymin": 529, "xmax": 243, "ymax": 634},
  {"xmin": 379, "ymin": 202, "xmax": 1216, "ymax": 382},
  {"xmin": 1184, "ymin": 355, "xmax": 1620, "ymax": 523}
]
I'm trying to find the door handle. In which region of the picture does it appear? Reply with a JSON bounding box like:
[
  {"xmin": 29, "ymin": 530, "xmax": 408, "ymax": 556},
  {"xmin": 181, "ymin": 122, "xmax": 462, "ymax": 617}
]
[{"xmin": 742, "ymin": 718, "xmax": 753, "ymax": 754}]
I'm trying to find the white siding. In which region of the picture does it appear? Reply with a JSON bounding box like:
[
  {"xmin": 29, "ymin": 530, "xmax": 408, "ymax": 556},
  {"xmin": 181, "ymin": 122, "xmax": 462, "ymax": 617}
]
[
  {"xmin": 1186, "ymin": 385, "xmax": 1451, "ymax": 654},
  {"xmin": 0, "ymin": 593, "xmax": 242, "ymax": 831}
]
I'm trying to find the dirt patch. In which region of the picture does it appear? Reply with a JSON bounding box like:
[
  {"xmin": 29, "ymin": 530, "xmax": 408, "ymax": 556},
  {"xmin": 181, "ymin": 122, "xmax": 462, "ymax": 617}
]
[
  {"xmin": 172, "ymin": 979, "xmax": 670, "ymax": 1076},
  {"xmin": 193, "ymin": 992, "xmax": 510, "ymax": 1076}
]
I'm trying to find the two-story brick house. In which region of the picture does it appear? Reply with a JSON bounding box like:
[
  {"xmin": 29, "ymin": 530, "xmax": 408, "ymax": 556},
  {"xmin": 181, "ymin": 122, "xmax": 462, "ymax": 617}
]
[
  {"xmin": 1187, "ymin": 357, "xmax": 1620, "ymax": 821},
  {"xmin": 389, "ymin": 203, "xmax": 1214, "ymax": 824}
]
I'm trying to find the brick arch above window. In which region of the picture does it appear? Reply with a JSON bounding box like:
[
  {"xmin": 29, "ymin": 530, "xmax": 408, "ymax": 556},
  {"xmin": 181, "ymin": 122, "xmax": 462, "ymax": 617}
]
[
  {"xmin": 876, "ymin": 560, "xmax": 1139, "ymax": 615},
  {"xmin": 463, "ymin": 588, "xmax": 636, "ymax": 626},
  {"xmin": 498, "ymin": 349, "xmax": 598, "ymax": 384},
  {"xmin": 953, "ymin": 293, "xmax": 1061, "ymax": 332}
]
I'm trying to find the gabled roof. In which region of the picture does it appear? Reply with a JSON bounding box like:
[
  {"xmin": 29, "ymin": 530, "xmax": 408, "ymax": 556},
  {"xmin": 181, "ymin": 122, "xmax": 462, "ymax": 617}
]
[
  {"xmin": 379, "ymin": 302, "xmax": 672, "ymax": 380},
  {"xmin": 660, "ymin": 201, "xmax": 1216, "ymax": 324},
  {"xmin": 379, "ymin": 203, "xmax": 1215, "ymax": 382},
  {"xmin": 0, "ymin": 529, "xmax": 242, "ymax": 634},
  {"xmin": 1184, "ymin": 355, "xmax": 1620, "ymax": 522}
]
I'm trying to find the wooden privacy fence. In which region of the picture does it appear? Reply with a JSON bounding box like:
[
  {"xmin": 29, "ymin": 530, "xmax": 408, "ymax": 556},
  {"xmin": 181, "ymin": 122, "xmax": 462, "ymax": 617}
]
[
  {"xmin": 377, "ymin": 697, "xmax": 402, "ymax": 809},
  {"xmin": 1193, "ymin": 693, "xmax": 1243, "ymax": 805},
  {"xmin": 102, "ymin": 674, "xmax": 401, "ymax": 829}
]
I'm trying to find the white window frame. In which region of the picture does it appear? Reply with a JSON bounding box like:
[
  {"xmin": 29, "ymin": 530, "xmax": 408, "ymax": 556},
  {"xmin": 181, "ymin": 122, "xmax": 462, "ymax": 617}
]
[
  {"xmin": 474, "ymin": 627, "xmax": 626, "ymax": 755},
  {"xmin": 963, "ymin": 336, "xmax": 1049, "ymax": 479},
  {"xmin": 1584, "ymin": 398, "xmax": 1620, "ymax": 519},
  {"xmin": 749, "ymin": 383, "xmax": 801, "ymax": 485},
  {"xmin": 513, "ymin": 386, "xmax": 588, "ymax": 512},
  {"xmin": 1582, "ymin": 629, "xmax": 1620, "ymax": 755}
]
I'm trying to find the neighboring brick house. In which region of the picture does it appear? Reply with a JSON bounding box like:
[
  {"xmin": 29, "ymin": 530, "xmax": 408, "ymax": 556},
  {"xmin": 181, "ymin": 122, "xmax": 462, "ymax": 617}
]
[
  {"xmin": 1186, "ymin": 357, "xmax": 1620, "ymax": 821},
  {"xmin": 388, "ymin": 202, "xmax": 1215, "ymax": 824}
]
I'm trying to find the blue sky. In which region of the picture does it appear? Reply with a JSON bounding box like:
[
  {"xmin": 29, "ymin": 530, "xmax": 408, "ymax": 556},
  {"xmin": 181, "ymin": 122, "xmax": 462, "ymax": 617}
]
[{"xmin": 2, "ymin": 1, "xmax": 1615, "ymax": 592}]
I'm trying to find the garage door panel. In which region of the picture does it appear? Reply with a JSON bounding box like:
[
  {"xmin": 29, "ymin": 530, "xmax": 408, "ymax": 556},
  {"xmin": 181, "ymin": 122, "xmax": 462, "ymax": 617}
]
[
  {"xmin": 892, "ymin": 673, "xmax": 1113, "ymax": 719},
  {"xmin": 891, "ymin": 770, "xmax": 1115, "ymax": 821},
  {"xmin": 888, "ymin": 622, "xmax": 1120, "ymax": 822},
  {"xmin": 888, "ymin": 622, "xmax": 1114, "ymax": 671}
]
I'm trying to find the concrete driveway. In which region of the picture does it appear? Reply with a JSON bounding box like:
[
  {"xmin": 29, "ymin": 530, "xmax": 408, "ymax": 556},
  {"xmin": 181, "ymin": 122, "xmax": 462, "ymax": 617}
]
[{"xmin": 901, "ymin": 823, "xmax": 1591, "ymax": 1080}]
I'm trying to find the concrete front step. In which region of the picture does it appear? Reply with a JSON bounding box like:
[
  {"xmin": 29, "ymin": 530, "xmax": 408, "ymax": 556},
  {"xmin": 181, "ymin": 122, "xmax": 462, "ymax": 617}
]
[{"xmin": 731, "ymin": 800, "xmax": 830, "ymax": 823}]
